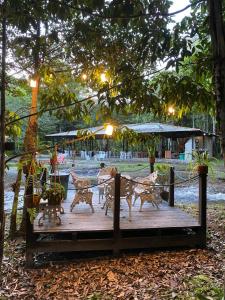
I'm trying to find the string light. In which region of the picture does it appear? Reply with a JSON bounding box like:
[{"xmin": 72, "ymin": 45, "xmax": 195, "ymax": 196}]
[
  {"xmin": 29, "ymin": 79, "xmax": 37, "ymax": 88},
  {"xmin": 168, "ymin": 106, "xmax": 175, "ymax": 115},
  {"xmin": 105, "ymin": 124, "xmax": 114, "ymax": 136},
  {"xmin": 81, "ymin": 73, "xmax": 87, "ymax": 80},
  {"xmin": 100, "ymin": 73, "xmax": 107, "ymax": 82}
]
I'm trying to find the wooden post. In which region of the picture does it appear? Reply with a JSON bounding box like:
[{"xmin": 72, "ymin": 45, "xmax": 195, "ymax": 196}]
[
  {"xmin": 113, "ymin": 173, "xmax": 121, "ymax": 255},
  {"xmin": 169, "ymin": 166, "xmax": 174, "ymax": 207},
  {"xmin": 198, "ymin": 165, "xmax": 208, "ymax": 247}
]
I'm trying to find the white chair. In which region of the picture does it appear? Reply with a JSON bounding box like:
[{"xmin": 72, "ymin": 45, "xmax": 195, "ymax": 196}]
[
  {"xmin": 70, "ymin": 173, "xmax": 94, "ymax": 212},
  {"xmin": 80, "ymin": 151, "xmax": 85, "ymax": 159},
  {"xmin": 98, "ymin": 151, "xmax": 106, "ymax": 160},
  {"xmin": 120, "ymin": 151, "xmax": 126, "ymax": 160},
  {"xmin": 133, "ymin": 171, "xmax": 161, "ymax": 211},
  {"xmin": 126, "ymin": 151, "xmax": 132, "ymax": 159},
  {"xmin": 104, "ymin": 175, "xmax": 134, "ymax": 220},
  {"xmin": 97, "ymin": 166, "xmax": 117, "ymax": 204}
]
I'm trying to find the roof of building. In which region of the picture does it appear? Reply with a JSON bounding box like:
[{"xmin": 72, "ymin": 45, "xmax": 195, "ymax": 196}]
[{"xmin": 46, "ymin": 122, "xmax": 204, "ymax": 139}]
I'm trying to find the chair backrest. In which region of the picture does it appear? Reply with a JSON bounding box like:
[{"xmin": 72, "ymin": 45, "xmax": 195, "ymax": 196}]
[
  {"xmin": 97, "ymin": 166, "xmax": 117, "ymax": 177},
  {"xmin": 70, "ymin": 172, "xmax": 79, "ymax": 185},
  {"xmin": 75, "ymin": 179, "xmax": 91, "ymax": 190},
  {"xmin": 120, "ymin": 175, "xmax": 134, "ymax": 197},
  {"xmin": 134, "ymin": 172, "xmax": 157, "ymax": 193},
  {"xmin": 70, "ymin": 172, "xmax": 91, "ymax": 190},
  {"xmin": 144, "ymin": 171, "xmax": 158, "ymax": 183}
]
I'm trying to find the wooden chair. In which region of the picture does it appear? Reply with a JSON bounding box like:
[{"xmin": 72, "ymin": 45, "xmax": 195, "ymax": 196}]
[{"xmin": 70, "ymin": 173, "xmax": 94, "ymax": 213}]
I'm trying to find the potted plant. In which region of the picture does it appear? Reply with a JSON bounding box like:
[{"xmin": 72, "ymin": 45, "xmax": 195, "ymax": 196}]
[
  {"xmin": 147, "ymin": 135, "xmax": 160, "ymax": 163},
  {"xmin": 189, "ymin": 151, "xmax": 215, "ymax": 175},
  {"xmin": 42, "ymin": 182, "xmax": 65, "ymax": 206},
  {"xmin": 147, "ymin": 147, "xmax": 156, "ymax": 164},
  {"xmin": 155, "ymin": 163, "xmax": 171, "ymax": 201}
]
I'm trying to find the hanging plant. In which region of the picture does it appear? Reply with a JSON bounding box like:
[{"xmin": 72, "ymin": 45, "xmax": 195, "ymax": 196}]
[
  {"xmin": 25, "ymin": 193, "xmax": 41, "ymax": 208},
  {"xmin": 22, "ymin": 155, "xmax": 38, "ymax": 175},
  {"xmin": 50, "ymin": 148, "xmax": 58, "ymax": 173}
]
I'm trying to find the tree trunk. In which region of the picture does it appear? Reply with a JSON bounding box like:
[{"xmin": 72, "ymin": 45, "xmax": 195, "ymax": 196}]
[
  {"xmin": 0, "ymin": 9, "xmax": 6, "ymax": 269},
  {"xmin": 19, "ymin": 79, "xmax": 39, "ymax": 234},
  {"xmin": 19, "ymin": 19, "xmax": 40, "ymax": 235},
  {"xmin": 9, "ymin": 168, "xmax": 22, "ymax": 238},
  {"xmin": 208, "ymin": 0, "xmax": 225, "ymax": 165}
]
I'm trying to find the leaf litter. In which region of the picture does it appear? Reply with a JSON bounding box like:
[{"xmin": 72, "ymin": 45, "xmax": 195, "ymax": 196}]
[{"xmin": 0, "ymin": 202, "xmax": 225, "ymax": 299}]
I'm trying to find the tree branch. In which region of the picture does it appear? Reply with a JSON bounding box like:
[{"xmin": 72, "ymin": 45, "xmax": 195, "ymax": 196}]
[
  {"xmin": 61, "ymin": 0, "xmax": 204, "ymax": 20},
  {"xmin": 6, "ymin": 66, "xmax": 166, "ymax": 126}
]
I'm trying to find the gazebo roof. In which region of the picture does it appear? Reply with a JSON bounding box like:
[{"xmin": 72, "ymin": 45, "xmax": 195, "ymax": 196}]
[{"xmin": 46, "ymin": 122, "xmax": 204, "ymax": 139}]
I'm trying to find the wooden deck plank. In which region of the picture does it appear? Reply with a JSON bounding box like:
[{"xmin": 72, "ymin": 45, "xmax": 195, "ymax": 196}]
[{"xmin": 34, "ymin": 192, "xmax": 199, "ymax": 233}]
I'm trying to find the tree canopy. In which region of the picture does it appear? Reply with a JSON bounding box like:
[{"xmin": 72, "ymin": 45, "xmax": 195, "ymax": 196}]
[{"xmin": 1, "ymin": 0, "xmax": 224, "ymax": 150}]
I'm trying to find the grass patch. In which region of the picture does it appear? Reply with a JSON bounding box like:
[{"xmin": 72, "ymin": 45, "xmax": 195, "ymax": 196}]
[{"xmin": 183, "ymin": 275, "xmax": 224, "ymax": 300}]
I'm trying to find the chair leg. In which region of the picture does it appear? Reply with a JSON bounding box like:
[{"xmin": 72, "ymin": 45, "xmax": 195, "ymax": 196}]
[
  {"xmin": 90, "ymin": 203, "xmax": 95, "ymax": 213},
  {"xmin": 70, "ymin": 201, "xmax": 76, "ymax": 212},
  {"xmin": 133, "ymin": 194, "xmax": 137, "ymax": 206},
  {"xmin": 105, "ymin": 204, "xmax": 108, "ymax": 215},
  {"xmin": 139, "ymin": 200, "xmax": 144, "ymax": 212}
]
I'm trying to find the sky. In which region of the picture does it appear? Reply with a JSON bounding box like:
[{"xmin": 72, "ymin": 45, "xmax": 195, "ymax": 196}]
[{"xmin": 170, "ymin": 0, "xmax": 191, "ymax": 23}]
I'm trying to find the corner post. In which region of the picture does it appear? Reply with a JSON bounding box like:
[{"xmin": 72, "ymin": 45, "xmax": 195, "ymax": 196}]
[
  {"xmin": 169, "ymin": 166, "xmax": 174, "ymax": 207},
  {"xmin": 113, "ymin": 173, "xmax": 121, "ymax": 255},
  {"xmin": 198, "ymin": 165, "xmax": 208, "ymax": 247}
]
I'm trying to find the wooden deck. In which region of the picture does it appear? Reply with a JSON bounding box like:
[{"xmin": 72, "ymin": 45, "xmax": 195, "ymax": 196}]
[
  {"xmin": 26, "ymin": 170, "xmax": 208, "ymax": 267},
  {"xmin": 33, "ymin": 191, "xmax": 199, "ymax": 233}
]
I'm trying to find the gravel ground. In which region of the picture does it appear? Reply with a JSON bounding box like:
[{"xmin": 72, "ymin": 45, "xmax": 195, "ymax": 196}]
[{"xmin": 4, "ymin": 159, "xmax": 225, "ymax": 210}]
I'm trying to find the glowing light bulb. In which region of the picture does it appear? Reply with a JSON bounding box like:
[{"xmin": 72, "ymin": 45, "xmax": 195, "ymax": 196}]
[
  {"xmin": 105, "ymin": 124, "xmax": 113, "ymax": 136},
  {"xmin": 100, "ymin": 73, "xmax": 107, "ymax": 83},
  {"xmin": 168, "ymin": 106, "xmax": 175, "ymax": 115},
  {"xmin": 29, "ymin": 79, "xmax": 37, "ymax": 88},
  {"xmin": 82, "ymin": 73, "xmax": 87, "ymax": 80}
]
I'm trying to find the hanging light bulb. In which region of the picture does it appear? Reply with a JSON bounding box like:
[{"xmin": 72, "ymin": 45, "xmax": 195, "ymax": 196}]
[
  {"xmin": 29, "ymin": 78, "xmax": 37, "ymax": 88},
  {"xmin": 168, "ymin": 106, "xmax": 175, "ymax": 115},
  {"xmin": 81, "ymin": 73, "xmax": 87, "ymax": 80},
  {"xmin": 100, "ymin": 73, "xmax": 107, "ymax": 83},
  {"xmin": 105, "ymin": 124, "xmax": 114, "ymax": 136}
]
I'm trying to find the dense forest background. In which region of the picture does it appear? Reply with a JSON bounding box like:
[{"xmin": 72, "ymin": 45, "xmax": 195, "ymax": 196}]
[{"xmin": 6, "ymin": 90, "xmax": 215, "ymax": 151}]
